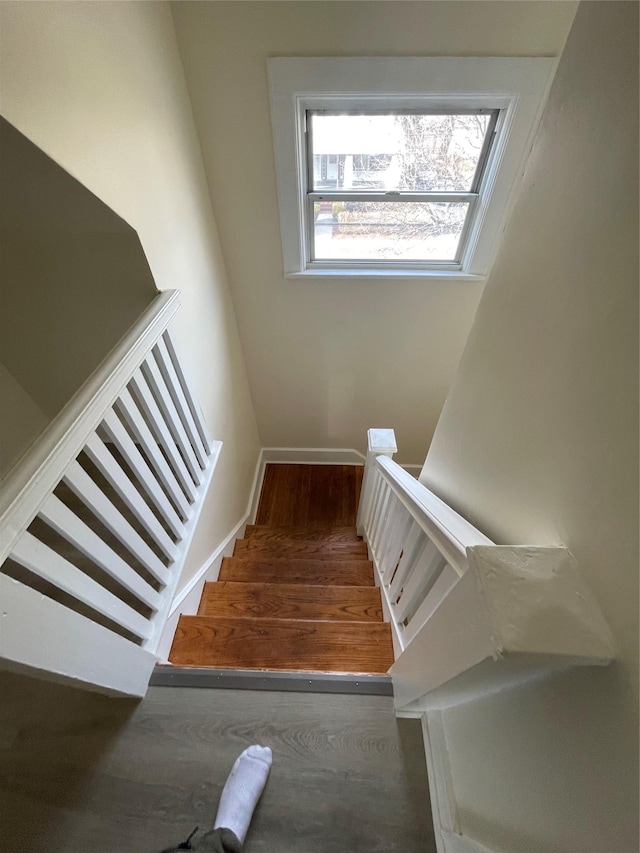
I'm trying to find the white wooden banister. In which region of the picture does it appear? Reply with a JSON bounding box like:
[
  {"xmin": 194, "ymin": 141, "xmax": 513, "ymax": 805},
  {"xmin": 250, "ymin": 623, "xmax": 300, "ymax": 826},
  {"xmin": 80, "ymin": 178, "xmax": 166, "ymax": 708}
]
[
  {"xmin": 357, "ymin": 428, "xmax": 616, "ymax": 714},
  {"xmin": 0, "ymin": 290, "xmax": 221, "ymax": 697},
  {"xmin": 0, "ymin": 290, "xmax": 180, "ymax": 561}
]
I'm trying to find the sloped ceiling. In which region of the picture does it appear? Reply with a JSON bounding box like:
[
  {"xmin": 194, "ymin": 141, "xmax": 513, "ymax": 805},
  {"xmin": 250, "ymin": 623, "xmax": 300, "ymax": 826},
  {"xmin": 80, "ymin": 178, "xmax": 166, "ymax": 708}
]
[{"xmin": 171, "ymin": 0, "xmax": 577, "ymax": 464}]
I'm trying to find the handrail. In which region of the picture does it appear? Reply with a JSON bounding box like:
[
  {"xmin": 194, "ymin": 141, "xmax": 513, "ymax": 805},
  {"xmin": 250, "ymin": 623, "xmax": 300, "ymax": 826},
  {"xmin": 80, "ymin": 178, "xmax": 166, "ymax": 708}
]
[
  {"xmin": 357, "ymin": 428, "xmax": 615, "ymax": 714},
  {"xmin": 375, "ymin": 455, "xmax": 493, "ymax": 575},
  {"xmin": 0, "ymin": 289, "xmax": 180, "ymax": 564}
]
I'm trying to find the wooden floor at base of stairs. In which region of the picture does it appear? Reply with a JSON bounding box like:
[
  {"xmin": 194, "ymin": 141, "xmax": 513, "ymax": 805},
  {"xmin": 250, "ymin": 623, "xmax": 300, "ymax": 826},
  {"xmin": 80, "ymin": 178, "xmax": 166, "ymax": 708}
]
[{"xmin": 168, "ymin": 615, "xmax": 394, "ymax": 674}]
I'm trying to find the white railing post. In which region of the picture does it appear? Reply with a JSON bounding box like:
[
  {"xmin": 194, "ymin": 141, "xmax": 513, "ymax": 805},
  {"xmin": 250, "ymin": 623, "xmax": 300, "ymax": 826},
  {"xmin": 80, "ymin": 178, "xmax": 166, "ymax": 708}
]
[{"xmin": 356, "ymin": 428, "xmax": 397, "ymax": 537}]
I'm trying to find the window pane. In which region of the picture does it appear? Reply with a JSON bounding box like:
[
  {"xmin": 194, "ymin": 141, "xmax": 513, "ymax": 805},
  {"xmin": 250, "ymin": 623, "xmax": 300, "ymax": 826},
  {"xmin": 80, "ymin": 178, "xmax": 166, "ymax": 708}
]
[
  {"xmin": 312, "ymin": 201, "xmax": 469, "ymax": 262},
  {"xmin": 310, "ymin": 113, "xmax": 493, "ymax": 192}
]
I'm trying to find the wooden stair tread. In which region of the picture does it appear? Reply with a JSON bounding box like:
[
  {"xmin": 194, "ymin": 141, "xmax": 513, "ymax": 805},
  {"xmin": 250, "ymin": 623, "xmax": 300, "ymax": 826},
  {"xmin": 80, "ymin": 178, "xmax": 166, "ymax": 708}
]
[
  {"xmin": 245, "ymin": 525, "xmax": 361, "ymax": 543},
  {"xmin": 233, "ymin": 539, "xmax": 368, "ymax": 559},
  {"xmin": 199, "ymin": 581, "xmax": 383, "ymax": 622},
  {"xmin": 219, "ymin": 556, "xmax": 374, "ymax": 586},
  {"xmin": 169, "ymin": 615, "xmax": 393, "ymax": 674}
]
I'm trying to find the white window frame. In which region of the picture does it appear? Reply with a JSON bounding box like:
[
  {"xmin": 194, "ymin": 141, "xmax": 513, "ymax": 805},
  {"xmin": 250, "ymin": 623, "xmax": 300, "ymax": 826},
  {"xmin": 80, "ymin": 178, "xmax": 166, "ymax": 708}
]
[{"xmin": 267, "ymin": 57, "xmax": 558, "ymax": 281}]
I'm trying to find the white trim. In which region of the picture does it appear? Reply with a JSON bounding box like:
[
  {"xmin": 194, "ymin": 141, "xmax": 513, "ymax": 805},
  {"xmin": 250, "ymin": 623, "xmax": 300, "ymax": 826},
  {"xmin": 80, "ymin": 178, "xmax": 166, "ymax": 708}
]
[
  {"xmin": 248, "ymin": 449, "xmax": 267, "ymax": 524},
  {"xmin": 286, "ymin": 270, "xmax": 485, "ymax": 282},
  {"xmin": 0, "ymin": 290, "xmax": 181, "ymax": 564},
  {"xmin": 144, "ymin": 439, "xmax": 223, "ymax": 653},
  {"xmin": 261, "ymin": 446, "xmax": 365, "ymax": 465},
  {"xmin": 156, "ymin": 444, "xmax": 267, "ymax": 660},
  {"xmin": 154, "ymin": 513, "xmax": 245, "ymax": 663},
  {"xmin": 420, "ymin": 710, "xmax": 499, "ymax": 853},
  {"xmin": 169, "ymin": 512, "xmax": 247, "ymax": 618},
  {"xmin": 0, "ymin": 575, "xmax": 158, "ymax": 697},
  {"xmin": 268, "ymin": 57, "xmax": 558, "ymax": 280}
]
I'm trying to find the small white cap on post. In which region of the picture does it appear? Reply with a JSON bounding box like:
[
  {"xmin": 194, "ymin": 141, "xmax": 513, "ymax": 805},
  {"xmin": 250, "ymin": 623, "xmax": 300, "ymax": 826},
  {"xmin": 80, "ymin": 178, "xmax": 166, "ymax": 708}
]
[{"xmin": 367, "ymin": 428, "xmax": 397, "ymax": 457}]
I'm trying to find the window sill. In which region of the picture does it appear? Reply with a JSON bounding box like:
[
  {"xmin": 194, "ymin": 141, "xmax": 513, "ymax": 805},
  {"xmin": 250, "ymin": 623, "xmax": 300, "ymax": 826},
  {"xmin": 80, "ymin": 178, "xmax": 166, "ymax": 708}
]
[{"xmin": 285, "ymin": 268, "xmax": 486, "ymax": 282}]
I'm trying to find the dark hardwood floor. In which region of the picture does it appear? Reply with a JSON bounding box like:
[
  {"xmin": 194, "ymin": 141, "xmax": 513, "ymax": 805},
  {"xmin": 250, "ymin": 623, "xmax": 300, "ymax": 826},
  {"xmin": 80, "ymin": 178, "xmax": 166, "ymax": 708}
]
[
  {"xmin": 0, "ymin": 670, "xmax": 436, "ymax": 852},
  {"xmin": 255, "ymin": 464, "xmax": 363, "ymax": 528}
]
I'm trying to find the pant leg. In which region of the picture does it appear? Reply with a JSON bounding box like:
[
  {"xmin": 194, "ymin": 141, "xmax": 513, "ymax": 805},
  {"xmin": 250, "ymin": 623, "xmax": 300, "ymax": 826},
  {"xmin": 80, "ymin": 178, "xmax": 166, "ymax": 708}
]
[
  {"xmin": 197, "ymin": 827, "xmax": 243, "ymax": 853},
  {"xmin": 159, "ymin": 826, "xmax": 242, "ymax": 853}
]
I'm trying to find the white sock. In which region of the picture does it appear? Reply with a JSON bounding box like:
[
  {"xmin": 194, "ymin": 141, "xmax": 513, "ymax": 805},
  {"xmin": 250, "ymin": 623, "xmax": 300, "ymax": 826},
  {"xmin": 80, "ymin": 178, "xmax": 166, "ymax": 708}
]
[{"xmin": 213, "ymin": 745, "xmax": 272, "ymax": 843}]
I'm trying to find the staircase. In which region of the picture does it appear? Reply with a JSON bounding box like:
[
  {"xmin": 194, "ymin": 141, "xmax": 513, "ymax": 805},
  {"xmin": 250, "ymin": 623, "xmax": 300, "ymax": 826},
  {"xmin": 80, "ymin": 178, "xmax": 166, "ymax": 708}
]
[
  {"xmin": 169, "ymin": 525, "xmax": 393, "ymax": 673},
  {"xmin": 168, "ymin": 464, "xmax": 394, "ymax": 675}
]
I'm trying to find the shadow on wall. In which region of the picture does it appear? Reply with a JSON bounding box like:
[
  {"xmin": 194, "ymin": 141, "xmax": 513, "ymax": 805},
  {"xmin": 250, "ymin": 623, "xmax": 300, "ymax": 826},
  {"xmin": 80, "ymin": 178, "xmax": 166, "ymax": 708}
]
[{"xmin": 0, "ymin": 117, "xmax": 158, "ymax": 477}]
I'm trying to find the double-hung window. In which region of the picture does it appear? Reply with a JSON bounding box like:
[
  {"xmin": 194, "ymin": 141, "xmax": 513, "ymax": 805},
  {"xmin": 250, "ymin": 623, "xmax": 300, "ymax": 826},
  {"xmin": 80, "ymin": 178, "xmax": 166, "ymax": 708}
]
[
  {"xmin": 306, "ymin": 109, "xmax": 499, "ymax": 269},
  {"xmin": 268, "ymin": 57, "xmax": 557, "ymax": 280}
]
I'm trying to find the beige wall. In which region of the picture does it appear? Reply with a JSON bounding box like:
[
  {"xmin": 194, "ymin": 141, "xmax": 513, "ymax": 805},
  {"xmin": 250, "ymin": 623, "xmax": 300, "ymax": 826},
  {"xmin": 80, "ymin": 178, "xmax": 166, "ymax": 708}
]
[
  {"xmin": 0, "ymin": 116, "xmax": 157, "ymax": 422},
  {"xmin": 421, "ymin": 3, "xmax": 638, "ymax": 850},
  {"xmin": 0, "ymin": 364, "xmax": 49, "ymax": 478},
  {"xmin": 0, "ymin": 1, "xmax": 261, "ymax": 587},
  {"xmin": 170, "ymin": 0, "xmax": 578, "ymax": 465}
]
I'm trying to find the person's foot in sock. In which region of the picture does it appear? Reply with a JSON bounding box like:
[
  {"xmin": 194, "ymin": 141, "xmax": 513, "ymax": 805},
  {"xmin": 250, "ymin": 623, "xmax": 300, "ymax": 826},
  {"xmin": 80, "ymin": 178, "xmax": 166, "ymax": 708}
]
[{"xmin": 213, "ymin": 745, "xmax": 272, "ymax": 844}]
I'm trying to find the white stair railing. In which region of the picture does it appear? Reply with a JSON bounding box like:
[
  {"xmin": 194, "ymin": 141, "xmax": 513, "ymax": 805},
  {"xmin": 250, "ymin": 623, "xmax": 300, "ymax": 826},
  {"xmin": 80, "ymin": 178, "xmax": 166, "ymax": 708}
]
[
  {"xmin": 357, "ymin": 429, "xmax": 615, "ymax": 713},
  {"xmin": 0, "ymin": 290, "xmax": 221, "ymax": 697}
]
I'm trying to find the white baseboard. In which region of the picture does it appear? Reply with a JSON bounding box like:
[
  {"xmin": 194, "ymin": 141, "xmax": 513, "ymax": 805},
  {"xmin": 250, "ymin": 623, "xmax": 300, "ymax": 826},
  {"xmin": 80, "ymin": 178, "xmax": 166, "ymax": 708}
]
[
  {"xmin": 155, "ymin": 516, "xmax": 246, "ymax": 662},
  {"xmin": 156, "ymin": 448, "xmax": 268, "ymax": 662},
  {"xmin": 261, "ymin": 446, "xmax": 365, "ymax": 465},
  {"xmin": 420, "ymin": 711, "xmax": 497, "ymax": 853},
  {"xmin": 248, "ymin": 449, "xmax": 267, "ymax": 524}
]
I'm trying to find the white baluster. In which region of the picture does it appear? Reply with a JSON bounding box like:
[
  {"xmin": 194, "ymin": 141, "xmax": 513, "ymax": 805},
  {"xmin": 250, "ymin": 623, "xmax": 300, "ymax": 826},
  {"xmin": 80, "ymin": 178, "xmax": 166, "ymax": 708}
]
[
  {"xmin": 388, "ymin": 524, "xmax": 429, "ymax": 602},
  {"xmin": 84, "ymin": 433, "xmax": 178, "ymax": 561},
  {"xmin": 394, "ymin": 545, "xmax": 447, "ymax": 626},
  {"xmin": 101, "ymin": 409, "xmax": 184, "ymax": 540},
  {"xmin": 37, "ymin": 494, "xmax": 163, "ymax": 611},
  {"xmin": 129, "ymin": 368, "xmax": 198, "ymax": 501},
  {"xmin": 142, "ymin": 350, "xmax": 203, "ymax": 485},
  {"xmin": 63, "ymin": 460, "xmax": 170, "ymax": 586},
  {"xmin": 11, "ymin": 533, "xmax": 152, "ymax": 641},
  {"xmin": 380, "ymin": 503, "xmax": 412, "ymax": 580},
  {"xmin": 154, "ymin": 336, "xmax": 208, "ymax": 468},
  {"xmin": 116, "ymin": 388, "xmax": 192, "ymax": 520},
  {"xmin": 356, "ymin": 428, "xmax": 397, "ymax": 537},
  {"xmin": 163, "ymin": 329, "xmax": 212, "ymax": 452}
]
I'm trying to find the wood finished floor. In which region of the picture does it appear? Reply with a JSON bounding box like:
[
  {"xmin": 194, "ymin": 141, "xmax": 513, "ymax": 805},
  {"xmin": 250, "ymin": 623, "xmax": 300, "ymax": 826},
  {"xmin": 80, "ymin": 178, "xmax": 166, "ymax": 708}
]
[
  {"xmin": 0, "ymin": 671, "xmax": 436, "ymax": 853},
  {"xmin": 255, "ymin": 464, "xmax": 363, "ymax": 528}
]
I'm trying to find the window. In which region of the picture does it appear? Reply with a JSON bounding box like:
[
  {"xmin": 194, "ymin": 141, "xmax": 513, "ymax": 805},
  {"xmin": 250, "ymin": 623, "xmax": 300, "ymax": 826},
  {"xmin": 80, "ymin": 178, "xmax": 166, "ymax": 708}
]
[
  {"xmin": 307, "ymin": 110, "xmax": 498, "ymax": 266},
  {"xmin": 267, "ymin": 57, "xmax": 558, "ymax": 279}
]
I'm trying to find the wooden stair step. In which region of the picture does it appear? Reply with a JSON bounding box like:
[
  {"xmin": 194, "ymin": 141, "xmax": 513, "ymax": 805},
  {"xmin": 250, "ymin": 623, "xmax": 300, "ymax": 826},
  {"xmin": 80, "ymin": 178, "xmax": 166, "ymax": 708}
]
[
  {"xmin": 219, "ymin": 556, "xmax": 374, "ymax": 586},
  {"xmin": 169, "ymin": 615, "xmax": 394, "ymax": 674},
  {"xmin": 198, "ymin": 581, "xmax": 383, "ymax": 622},
  {"xmin": 233, "ymin": 538, "xmax": 368, "ymax": 560},
  {"xmin": 244, "ymin": 525, "xmax": 361, "ymax": 543}
]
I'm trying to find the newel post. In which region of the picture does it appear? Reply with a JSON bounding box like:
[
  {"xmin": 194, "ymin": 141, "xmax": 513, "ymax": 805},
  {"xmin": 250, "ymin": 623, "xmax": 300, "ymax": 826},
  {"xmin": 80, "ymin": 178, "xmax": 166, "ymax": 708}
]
[{"xmin": 356, "ymin": 428, "xmax": 397, "ymax": 537}]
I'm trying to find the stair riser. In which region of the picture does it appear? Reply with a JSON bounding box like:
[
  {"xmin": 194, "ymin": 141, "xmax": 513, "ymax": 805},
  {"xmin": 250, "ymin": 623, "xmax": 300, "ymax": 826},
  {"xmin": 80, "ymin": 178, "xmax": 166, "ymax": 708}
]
[
  {"xmin": 233, "ymin": 540, "xmax": 368, "ymax": 560},
  {"xmin": 245, "ymin": 525, "xmax": 362, "ymax": 543},
  {"xmin": 219, "ymin": 557, "xmax": 374, "ymax": 587}
]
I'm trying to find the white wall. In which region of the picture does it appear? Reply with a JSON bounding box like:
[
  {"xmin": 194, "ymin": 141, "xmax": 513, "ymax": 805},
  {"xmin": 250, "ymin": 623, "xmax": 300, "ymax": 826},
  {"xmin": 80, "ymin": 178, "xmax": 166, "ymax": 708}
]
[
  {"xmin": 421, "ymin": 3, "xmax": 638, "ymax": 851},
  {"xmin": 0, "ymin": 365, "xmax": 49, "ymax": 478},
  {"xmin": 0, "ymin": 1, "xmax": 261, "ymax": 589},
  {"xmin": 170, "ymin": 0, "xmax": 578, "ymax": 465}
]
